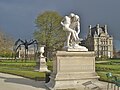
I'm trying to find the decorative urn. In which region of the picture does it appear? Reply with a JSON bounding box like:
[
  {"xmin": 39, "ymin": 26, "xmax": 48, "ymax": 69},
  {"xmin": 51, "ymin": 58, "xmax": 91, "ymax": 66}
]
[{"xmin": 39, "ymin": 45, "xmax": 45, "ymax": 57}]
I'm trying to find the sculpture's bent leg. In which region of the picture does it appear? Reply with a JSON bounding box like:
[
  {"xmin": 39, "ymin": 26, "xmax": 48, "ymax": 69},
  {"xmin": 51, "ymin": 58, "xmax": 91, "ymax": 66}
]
[
  {"xmin": 66, "ymin": 32, "xmax": 71, "ymax": 47},
  {"xmin": 65, "ymin": 26, "xmax": 77, "ymax": 41}
]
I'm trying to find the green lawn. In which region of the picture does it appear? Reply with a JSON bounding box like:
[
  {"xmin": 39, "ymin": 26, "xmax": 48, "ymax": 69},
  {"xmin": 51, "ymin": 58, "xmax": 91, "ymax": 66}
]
[
  {"xmin": 0, "ymin": 60, "xmax": 51, "ymax": 81},
  {"xmin": 96, "ymin": 59, "xmax": 120, "ymax": 82},
  {"xmin": 0, "ymin": 59, "xmax": 120, "ymax": 82}
]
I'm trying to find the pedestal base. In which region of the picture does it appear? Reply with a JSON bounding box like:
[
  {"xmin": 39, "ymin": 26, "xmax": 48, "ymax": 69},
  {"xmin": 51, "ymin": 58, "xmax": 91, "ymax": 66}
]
[
  {"xmin": 63, "ymin": 45, "xmax": 88, "ymax": 51},
  {"xmin": 46, "ymin": 73, "xmax": 100, "ymax": 90},
  {"xmin": 35, "ymin": 57, "xmax": 50, "ymax": 72},
  {"xmin": 39, "ymin": 57, "xmax": 50, "ymax": 72},
  {"xmin": 46, "ymin": 51, "xmax": 106, "ymax": 90}
]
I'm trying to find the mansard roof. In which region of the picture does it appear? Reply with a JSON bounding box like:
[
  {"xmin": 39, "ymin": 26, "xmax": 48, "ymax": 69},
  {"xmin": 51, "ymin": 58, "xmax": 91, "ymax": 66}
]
[{"xmin": 89, "ymin": 25, "xmax": 107, "ymax": 37}]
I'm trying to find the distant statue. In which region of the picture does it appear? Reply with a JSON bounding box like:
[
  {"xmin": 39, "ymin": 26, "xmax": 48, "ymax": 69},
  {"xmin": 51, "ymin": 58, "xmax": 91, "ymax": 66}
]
[{"xmin": 61, "ymin": 13, "xmax": 88, "ymax": 51}]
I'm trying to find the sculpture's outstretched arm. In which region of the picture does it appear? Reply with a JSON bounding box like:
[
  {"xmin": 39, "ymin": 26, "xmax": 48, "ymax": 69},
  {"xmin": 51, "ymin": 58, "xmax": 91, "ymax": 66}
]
[
  {"xmin": 61, "ymin": 18, "xmax": 65, "ymax": 26},
  {"xmin": 61, "ymin": 21, "xmax": 64, "ymax": 26},
  {"xmin": 61, "ymin": 16, "xmax": 68, "ymax": 27}
]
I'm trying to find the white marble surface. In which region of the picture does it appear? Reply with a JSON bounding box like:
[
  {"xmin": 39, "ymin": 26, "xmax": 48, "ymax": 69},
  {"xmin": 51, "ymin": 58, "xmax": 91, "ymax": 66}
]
[{"xmin": 61, "ymin": 13, "xmax": 88, "ymax": 51}]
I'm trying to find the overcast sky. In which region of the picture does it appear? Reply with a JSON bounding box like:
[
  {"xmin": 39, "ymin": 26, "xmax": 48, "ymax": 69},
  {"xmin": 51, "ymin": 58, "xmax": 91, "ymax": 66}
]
[{"xmin": 0, "ymin": 0, "xmax": 120, "ymax": 50}]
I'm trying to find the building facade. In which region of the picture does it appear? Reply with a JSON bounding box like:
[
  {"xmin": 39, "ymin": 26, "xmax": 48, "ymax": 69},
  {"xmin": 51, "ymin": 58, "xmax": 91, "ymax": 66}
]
[
  {"xmin": 17, "ymin": 45, "xmax": 36, "ymax": 59},
  {"xmin": 84, "ymin": 24, "xmax": 113, "ymax": 58}
]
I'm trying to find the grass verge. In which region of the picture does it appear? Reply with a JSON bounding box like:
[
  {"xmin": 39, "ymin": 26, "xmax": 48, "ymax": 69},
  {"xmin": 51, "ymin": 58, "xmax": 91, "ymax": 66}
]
[
  {"xmin": 1, "ymin": 59, "xmax": 120, "ymax": 82},
  {"xmin": 0, "ymin": 60, "xmax": 47, "ymax": 81}
]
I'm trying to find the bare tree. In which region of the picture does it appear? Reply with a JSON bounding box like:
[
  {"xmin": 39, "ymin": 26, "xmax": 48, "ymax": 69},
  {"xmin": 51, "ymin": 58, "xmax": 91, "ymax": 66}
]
[{"xmin": 0, "ymin": 31, "xmax": 14, "ymax": 57}]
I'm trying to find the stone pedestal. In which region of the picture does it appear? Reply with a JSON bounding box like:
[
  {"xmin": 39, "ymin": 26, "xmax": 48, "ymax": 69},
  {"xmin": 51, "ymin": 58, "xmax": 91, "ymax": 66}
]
[
  {"xmin": 39, "ymin": 57, "xmax": 50, "ymax": 72},
  {"xmin": 35, "ymin": 57, "xmax": 50, "ymax": 72},
  {"xmin": 46, "ymin": 51, "xmax": 100, "ymax": 90}
]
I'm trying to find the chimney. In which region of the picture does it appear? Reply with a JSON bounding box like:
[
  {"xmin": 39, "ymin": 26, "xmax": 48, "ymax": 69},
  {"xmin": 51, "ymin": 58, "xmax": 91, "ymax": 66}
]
[
  {"xmin": 89, "ymin": 25, "xmax": 92, "ymax": 30},
  {"xmin": 104, "ymin": 25, "xmax": 108, "ymax": 34},
  {"xmin": 97, "ymin": 24, "xmax": 100, "ymax": 35},
  {"xmin": 89, "ymin": 25, "xmax": 92, "ymax": 36}
]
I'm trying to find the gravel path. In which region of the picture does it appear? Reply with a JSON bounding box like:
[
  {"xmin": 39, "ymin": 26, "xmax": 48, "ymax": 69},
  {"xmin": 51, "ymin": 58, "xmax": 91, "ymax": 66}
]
[
  {"xmin": 0, "ymin": 73, "xmax": 47, "ymax": 90},
  {"xmin": 0, "ymin": 73, "xmax": 118, "ymax": 90}
]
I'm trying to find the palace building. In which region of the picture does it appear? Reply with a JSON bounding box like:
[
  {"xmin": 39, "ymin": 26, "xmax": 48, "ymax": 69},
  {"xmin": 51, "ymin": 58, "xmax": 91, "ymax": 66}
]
[{"xmin": 84, "ymin": 24, "xmax": 113, "ymax": 58}]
